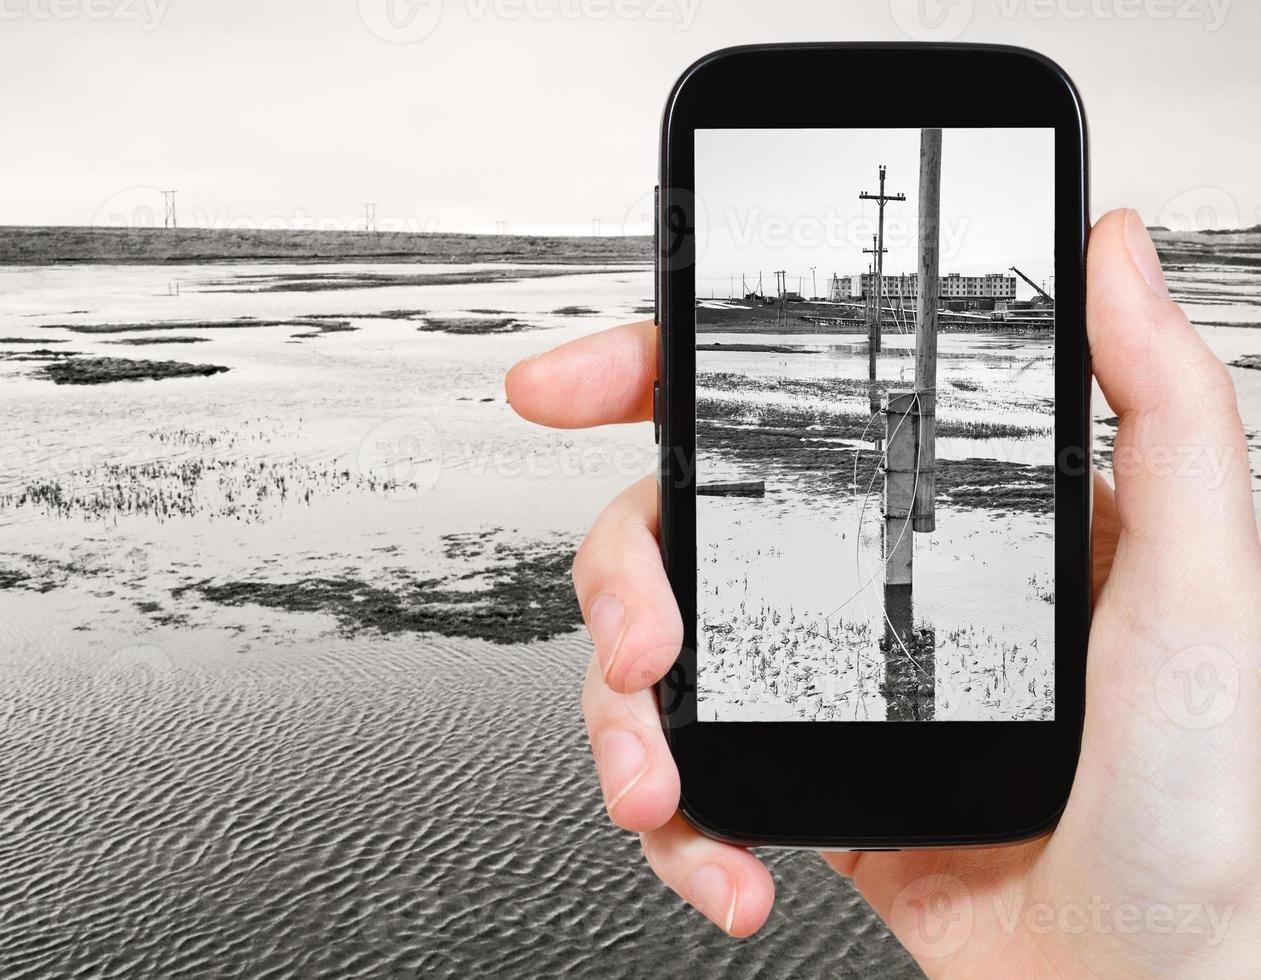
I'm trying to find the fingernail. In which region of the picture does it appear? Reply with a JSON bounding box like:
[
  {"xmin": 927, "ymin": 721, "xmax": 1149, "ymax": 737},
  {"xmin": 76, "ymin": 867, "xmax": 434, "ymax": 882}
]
[
  {"xmin": 597, "ymin": 729, "xmax": 648, "ymax": 814},
  {"xmin": 1123, "ymin": 209, "xmax": 1169, "ymax": 299},
  {"xmin": 588, "ymin": 594, "xmax": 627, "ymax": 678},
  {"xmin": 691, "ymin": 864, "xmax": 737, "ymax": 934}
]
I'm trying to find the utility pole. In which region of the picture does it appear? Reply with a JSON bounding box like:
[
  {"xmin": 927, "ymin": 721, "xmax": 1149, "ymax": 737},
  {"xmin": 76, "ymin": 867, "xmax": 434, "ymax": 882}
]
[
  {"xmin": 811, "ymin": 266, "xmax": 817, "ymax": 300},
  {"xmin": 876, "ymin": 131, "xmax": 942, "ymax": 721},
  {"xmin": 912, "ymin": 129, "xmax": 941, "ymax": 534},
  {"xmin": 365, "ymin": 203, "xmax": 377, "ymax": 233},
  {"xmin": 863, "ymin": 235, "xmax": 886, "ymax": 379},
  {"xmin": 884, "ymin": 130, "xmax": 941, "ymax": 587},
  {"xmin": 162, "ymin": 190, "xmax": 178, "ymax": 230},
  {"xmin": 859, "ymin": 165, "xmax": 906, "ymax": 356}
]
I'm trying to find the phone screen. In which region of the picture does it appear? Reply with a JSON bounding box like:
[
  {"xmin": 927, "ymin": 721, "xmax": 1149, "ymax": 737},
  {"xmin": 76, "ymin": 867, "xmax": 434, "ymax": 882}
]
[{"xmin": 694, "ymin": 127, "xmax": 1056, "ymax": 723}]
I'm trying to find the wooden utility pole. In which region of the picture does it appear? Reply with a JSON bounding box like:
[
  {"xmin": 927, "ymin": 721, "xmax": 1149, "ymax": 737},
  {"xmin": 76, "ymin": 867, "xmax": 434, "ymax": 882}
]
[
  {"xmin": 913, "ymin": 129, "xmax": 941, "ymax": 533},
  {"xmin": 884, "ymin": 130, "xmax": 942, "ymax": 584},
  {"xmin": 860, "ymin": 165, "xmax": 906, "ymax": 356},
  {"xmin": 862, "ymin": 235, "xmax": 885, "ymax": 380}
]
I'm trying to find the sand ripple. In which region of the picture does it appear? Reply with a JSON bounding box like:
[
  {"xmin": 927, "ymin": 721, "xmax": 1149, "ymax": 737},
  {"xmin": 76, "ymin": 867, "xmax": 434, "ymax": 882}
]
[{"xmin": 0, "ymin": 633, "xmax": 918, "ymax": 978}]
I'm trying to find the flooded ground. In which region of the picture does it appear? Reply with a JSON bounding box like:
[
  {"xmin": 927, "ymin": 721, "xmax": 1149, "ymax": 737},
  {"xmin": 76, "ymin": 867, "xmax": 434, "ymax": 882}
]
[
  {"xmin": 0, "ymin": 261, "xmax": 919, "ymax": 978},
  {"xmin": 693, "ymin": 237, "xmax": 1261, "ymax": 724},
  {"xmin": 695, "ymin": 330, "xmax": 1056, "ymax": 722}
]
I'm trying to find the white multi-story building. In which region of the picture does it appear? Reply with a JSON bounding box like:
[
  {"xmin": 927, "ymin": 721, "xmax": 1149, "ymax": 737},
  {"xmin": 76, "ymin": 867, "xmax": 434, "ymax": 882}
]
[{"xmin": 847, "ymin": 271, "xmax": 1017, "ymax": 301}]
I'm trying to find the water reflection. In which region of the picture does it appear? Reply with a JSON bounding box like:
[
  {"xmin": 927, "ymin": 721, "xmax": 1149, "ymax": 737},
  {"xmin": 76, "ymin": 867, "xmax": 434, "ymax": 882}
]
[{"xmin": 879, "ymin": 583, "xmax": 935, "ymax": 722}]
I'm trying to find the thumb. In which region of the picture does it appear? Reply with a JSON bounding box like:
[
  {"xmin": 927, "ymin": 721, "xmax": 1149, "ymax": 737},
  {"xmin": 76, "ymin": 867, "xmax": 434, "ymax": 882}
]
[
  {"xmin": 1087, "ymin": 209, "xmax": 1259, "ymax": 592},
  {"xmin": 1050, "ymin": 211, "xmax": 1261, "ymax": 915}
]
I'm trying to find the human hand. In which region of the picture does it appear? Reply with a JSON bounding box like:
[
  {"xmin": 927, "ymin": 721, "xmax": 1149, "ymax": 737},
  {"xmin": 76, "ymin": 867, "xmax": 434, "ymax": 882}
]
[{"xmin": 505, "ymin": 209, "xmax": 1261, "ymax": 977}]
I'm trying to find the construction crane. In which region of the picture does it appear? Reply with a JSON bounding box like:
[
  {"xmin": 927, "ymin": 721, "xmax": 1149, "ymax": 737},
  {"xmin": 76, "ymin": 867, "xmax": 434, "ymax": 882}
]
[{"xmin": 1009, "ymin": 266, "xmax": 1053, "ymax": 305}]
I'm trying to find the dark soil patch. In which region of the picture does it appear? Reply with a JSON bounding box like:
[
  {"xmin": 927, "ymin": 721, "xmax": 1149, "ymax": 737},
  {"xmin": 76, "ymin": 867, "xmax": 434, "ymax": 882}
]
[
  {"xmin": 1230, "ymin": 354, "xmax": 1261, "ymax": 370},
  {"xmin": 289, "ymin": 319, "xmax": 356, "ymax": 339},
  {"xmin": 695, "ymin": 424, "xmax": 1053, "ymax": 514},
  {"xmin": 0, "ymin": 348, "xmax": 79, "ymax": 361},
  {"xmin": 552, "ymin": 305, "xmax": 597, "ymax": 316},
  {"xmin": 0, "ymin": 564, "xmax": 58, "ymax": 593},
  {"xmin": 0, "ymin": 568, "xmax": 32, "ymax": 590},
  {"xmin": 696, "ymin": 343, "xmax": 814, "ymax": 354},
  {"xmin": 38, "ymin": 357, "xmax": 230, "ymax": 385},
  {"xmin": 417, "ymin": 317, "xmax": 531, "ymax": 335},
  {"xmin": 0, "ymin": 337, "xmax": 68, "ymax": 344},
  {"xmin": 175, "ymin": 535, "xmax": 581, "ymax": 644},
  {"xmin": 698, "ymin": 398, "xmax": 1047, "ymax": 441},
  {"xmin": 45, "ymin": 316, "xmax": 356, "ymax": 335},
  {"xmin": 217, "ymin": 268, "xmax": 629, "ymax": 295},
  {"xmin": 106, "ymin": 336, "xmax": 213, "ymax": 345}
]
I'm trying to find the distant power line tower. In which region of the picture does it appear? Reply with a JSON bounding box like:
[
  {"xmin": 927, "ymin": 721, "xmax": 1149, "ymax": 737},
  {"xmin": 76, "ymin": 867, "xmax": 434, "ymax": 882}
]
[
  {"xmin": 162, "ymin": 190, "xmax": 178, "ymax": 229},
  {"xmin": 365, "ymin": 203, "xmax": 377, "ymax": 233},
  {"xmin": 495, "ymin": 220, "xmax": 508, "ymax": 235},
  {"xmin": 858, "ymin": 163, "xmax": 906, "ymax": 356},
  {"xmin": 591, "ymin": 218, "xmax": 602, "ymax": 236}
]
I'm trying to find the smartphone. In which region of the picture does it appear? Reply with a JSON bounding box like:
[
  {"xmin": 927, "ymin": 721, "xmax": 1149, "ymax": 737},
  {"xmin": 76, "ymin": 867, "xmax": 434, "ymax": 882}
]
[{"xmin": 654, "ymin": 44, "xmax": 1090, "ymax": 849}]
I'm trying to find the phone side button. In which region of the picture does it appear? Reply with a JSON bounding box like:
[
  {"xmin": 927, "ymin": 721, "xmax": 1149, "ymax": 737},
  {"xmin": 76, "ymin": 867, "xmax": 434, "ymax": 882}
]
[{"xmin": 652, "ymin": 379, "xmax": 661, "ymax": 445}]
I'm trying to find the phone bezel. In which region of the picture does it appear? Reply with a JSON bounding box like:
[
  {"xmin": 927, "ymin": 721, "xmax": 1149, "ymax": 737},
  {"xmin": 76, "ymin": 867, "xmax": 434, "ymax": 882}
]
[{"xmin": 656, "ymin": 43, "xmax": 1091, "ymax": 849}]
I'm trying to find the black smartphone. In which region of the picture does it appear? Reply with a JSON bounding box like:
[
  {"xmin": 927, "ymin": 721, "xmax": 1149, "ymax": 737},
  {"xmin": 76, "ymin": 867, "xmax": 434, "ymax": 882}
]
[{"xmin": 654, "ymin": 43, "xmax": 1090, "ymax": 849}]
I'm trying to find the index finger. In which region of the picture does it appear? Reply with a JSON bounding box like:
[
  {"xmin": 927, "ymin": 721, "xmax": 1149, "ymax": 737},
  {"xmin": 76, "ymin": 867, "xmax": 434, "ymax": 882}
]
[{"xmin": 505, "ymin": 319, "xmax": 657, "ymax": 429}]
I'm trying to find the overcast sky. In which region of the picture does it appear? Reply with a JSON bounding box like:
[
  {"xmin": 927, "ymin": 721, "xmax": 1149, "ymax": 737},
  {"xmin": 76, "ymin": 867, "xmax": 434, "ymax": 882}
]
[
  {"xmin": 0, "ymin": 0, "xmax": 1255, "ymax": 235},
  {"xmin": 695, "ymin": 128, "xmax": 1055, "ymax": 296}
]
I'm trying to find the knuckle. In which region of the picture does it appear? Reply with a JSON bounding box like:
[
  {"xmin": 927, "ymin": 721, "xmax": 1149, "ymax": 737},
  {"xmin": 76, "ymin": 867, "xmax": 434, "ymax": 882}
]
[{"xmin": 1198, "ymin": 355, "xmax": 1242, "ymax": 419}]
